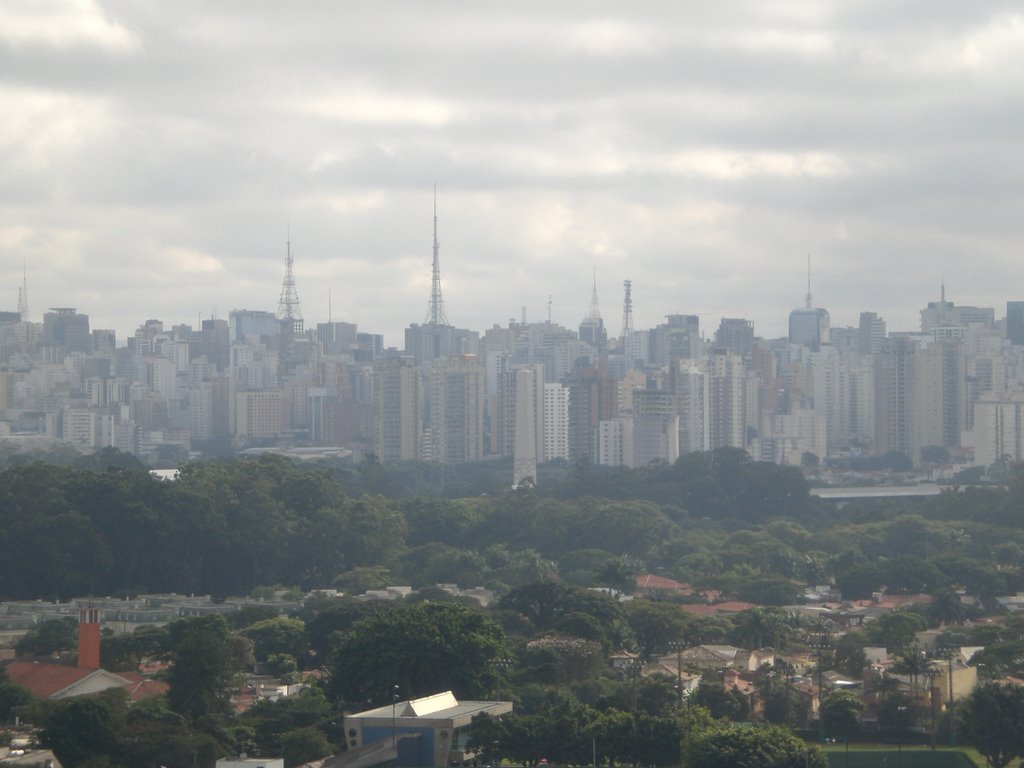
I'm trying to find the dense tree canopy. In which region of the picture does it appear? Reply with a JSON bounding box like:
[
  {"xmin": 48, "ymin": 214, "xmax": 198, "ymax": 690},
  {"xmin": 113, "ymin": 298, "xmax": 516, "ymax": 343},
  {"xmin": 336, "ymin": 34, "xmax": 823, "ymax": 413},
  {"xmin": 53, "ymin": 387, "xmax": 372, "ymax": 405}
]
[{"xmin": 329, "ymin": 602, "xmax": 507, "ymax": 705}]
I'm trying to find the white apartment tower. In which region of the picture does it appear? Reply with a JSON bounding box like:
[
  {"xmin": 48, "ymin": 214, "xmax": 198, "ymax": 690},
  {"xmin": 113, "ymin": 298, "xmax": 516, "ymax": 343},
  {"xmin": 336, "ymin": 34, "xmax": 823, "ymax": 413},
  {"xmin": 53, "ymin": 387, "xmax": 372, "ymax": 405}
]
[{"xmin": 543, "ymin": 382, "xmax": 570, "ymax": 462}]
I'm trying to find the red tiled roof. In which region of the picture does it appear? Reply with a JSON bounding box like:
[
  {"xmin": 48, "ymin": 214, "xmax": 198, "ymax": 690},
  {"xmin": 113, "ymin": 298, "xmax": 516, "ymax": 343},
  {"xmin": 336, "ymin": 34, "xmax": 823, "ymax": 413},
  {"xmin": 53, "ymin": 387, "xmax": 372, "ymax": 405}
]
[
  {"xmin": 4, "ymin": 660, "xmax": 167, "ymax": 701},
  {"xmin": 714, "ymin": 601, "xmax": 760, "ymax": 613},
  {"xmin": 679, "ymin": 603, "xmax": 719, "ymax": 616},
  {"xmin": 635, "ymin": 574, "xmax": 694, "ymax": 594},
  {"xmin": 122, "ymin": 677, "xmax": 170, "ymax": 702},
  {"xmin": 5, "ymin": 661, "xmax": 95, "ymax": 697}
]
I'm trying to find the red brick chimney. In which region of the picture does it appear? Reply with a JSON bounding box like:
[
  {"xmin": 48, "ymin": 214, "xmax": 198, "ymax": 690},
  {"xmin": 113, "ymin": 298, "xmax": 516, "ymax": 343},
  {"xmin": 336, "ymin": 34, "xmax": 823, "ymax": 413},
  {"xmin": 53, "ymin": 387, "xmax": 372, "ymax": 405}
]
[{"xmin": 78, "ymin": 607, "xmax": 101, "ymax": 669}]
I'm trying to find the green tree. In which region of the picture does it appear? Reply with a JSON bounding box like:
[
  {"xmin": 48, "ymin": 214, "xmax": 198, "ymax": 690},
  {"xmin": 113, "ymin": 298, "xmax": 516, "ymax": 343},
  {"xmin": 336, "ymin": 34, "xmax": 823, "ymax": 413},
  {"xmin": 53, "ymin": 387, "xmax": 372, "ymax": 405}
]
[
  {"xmin": 730, "ymin": 607, "xmax": 792, "ymax": 650},
  {"xmin": 864, "ymin": 610, "xmax": 928, "ymax": 652},
  {"xmin": 281, "ymin": 727, "xmax": 332, "ymax": 768},
  {"xmin": 15, "ymin": 618, "xmax": 78, "ymax": 657},
  {"xmin": 330, "ymin": 602, "xmax": 506, "ymax": 705},
  {"xmin": 240, "ymin": 617, "xmax": 305, "ymax": 662},
  {"xmin": 690, "ymin": 681, "xmax": 749, "ymax": 722},
  {"xmin": 167, "ymin": 615, "xmax": 253, "ymax": 720},
  {"xmin": 962, "ymin": 682, "xmax": 1024, "ymax": 768},
  {"xmin": 821, "ymin": 689, "xmax": 864, "ymax": 739},
  {"xmin": 929, "ymin": 588, "xmax": 967, "ymax": 626},
  {"xmin": 690, "ymin": 724, "xmax": 827, "ymax": 768},
  {"xmin": 36, "ymin": 690, "xmax": 127, "ymax": 768},
  {"xmin": 624, "ymin": 600, "xmax": 690, "ymax": 657},
  {"xmin": 0, "ymin": 682, "xmax": 34, "ymax": 723},
  {"xmin": 877, "ymin": 691, "xmax": 924, "ymax": 736}
]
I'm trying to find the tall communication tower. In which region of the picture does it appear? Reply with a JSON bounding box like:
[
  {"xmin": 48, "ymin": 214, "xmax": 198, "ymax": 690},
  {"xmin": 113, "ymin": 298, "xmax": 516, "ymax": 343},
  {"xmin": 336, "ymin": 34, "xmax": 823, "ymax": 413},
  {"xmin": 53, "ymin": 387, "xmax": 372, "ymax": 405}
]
[
  {"xmin": 805, "ymin": 253, "xmax": 812, "ymax": 309},
  {"xmin": 17, "ymin": 260, "xmax": 28, "ymax": 321},
  {"xmin": 619, "ymin": 279, "xmax": 633, "ymax": 342},
  {"xmin": 277, "ymin": 233, "xmax": 303, "ymax": 335},
  {"xmin": 586, "ymin": 268, "xmax": 601, "ymax": 321},
  {"xmin": 425, "ymin": 185, "xmax": 449, "ymax": 326}
]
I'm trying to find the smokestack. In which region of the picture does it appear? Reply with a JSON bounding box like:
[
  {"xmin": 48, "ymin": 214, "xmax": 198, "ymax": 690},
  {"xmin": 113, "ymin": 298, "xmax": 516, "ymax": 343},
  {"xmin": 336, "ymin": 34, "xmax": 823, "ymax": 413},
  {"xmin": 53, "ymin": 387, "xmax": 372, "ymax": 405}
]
[{"xmin": 78, "ymin": 606, "xmax": 101, "ymax": 669}]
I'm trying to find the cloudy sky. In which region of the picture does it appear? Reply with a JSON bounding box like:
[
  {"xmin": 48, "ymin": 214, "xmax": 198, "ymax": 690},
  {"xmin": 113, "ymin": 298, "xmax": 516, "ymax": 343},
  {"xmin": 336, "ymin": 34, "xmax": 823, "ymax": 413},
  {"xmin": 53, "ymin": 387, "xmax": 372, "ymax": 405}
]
[{"xmin": 2, "ymin": 1, "xmax": 1023, "ymax": 347}]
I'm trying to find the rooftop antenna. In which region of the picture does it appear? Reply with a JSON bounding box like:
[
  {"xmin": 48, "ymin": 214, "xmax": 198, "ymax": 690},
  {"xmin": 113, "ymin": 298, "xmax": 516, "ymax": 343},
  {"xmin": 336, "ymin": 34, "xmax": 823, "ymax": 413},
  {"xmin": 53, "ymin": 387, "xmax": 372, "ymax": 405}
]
[
  {"xmin": 522, "ymin": 305, "xmax": 527, "ymax": 325},
  {"xmin": 17, "ymin": 259, "xmax": 27, "ymax": 321},
  {"xmin": 547, "ymin": 294, "xmax": 552, "ymax": 323},
  {"xmin": 587, "ymin": 268, "xmax": 601, "ymax": 320},
  {"xmin": 805, "ymin": 254, "xmax": 812, "ymax": 309},
  {"xmin": 277, "ymin": 226, "xmax": 303, "ymax": 334},
  {"xmin": 941, "ymin": 277, "xmax": 946, "ymax": 303},
  {"xmin": 426, "ymin": 184, "xmax": 449, "ymax": 326},
  {"xmin": 328, "ymin": 288, "xmax": 332, "ymax": 322},
  {"xmin": 619, "ymin": 279, "xmax": 633, "ymax": 341}
]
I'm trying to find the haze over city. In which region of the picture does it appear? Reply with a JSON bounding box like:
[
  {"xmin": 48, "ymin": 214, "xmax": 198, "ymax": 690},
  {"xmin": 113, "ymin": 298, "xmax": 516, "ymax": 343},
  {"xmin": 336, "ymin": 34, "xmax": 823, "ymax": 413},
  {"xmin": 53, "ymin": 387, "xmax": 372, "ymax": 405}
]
[{"xmin": 2, "ymin": 2, "xmax": 1023, "ymax": 345}]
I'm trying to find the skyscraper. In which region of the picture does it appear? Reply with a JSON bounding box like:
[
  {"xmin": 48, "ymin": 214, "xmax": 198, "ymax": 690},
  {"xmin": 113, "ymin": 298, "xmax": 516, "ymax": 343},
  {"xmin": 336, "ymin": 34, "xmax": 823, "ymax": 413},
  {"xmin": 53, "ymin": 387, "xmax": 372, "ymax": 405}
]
[
  {"xmin": 43, "ymin": 308, "xmax": 90, "ymax": 355},
  {"xmin": 858, "ymin": 312, "xmax": 886, "ymax": 355},
  {"xmin": 788, "ymin": 259, "xmax": 829, "ymax": 351},
  {"xmin": 430, "ymin": 354, "xmax": 484, "ymax": 465},
  {"xmin": 373, "ymin": 356, "xmax": 421, "ymax": 462},
  {"xmin": 1007, "ymin": 301, "xmax": 1024, "ymax": 345}
]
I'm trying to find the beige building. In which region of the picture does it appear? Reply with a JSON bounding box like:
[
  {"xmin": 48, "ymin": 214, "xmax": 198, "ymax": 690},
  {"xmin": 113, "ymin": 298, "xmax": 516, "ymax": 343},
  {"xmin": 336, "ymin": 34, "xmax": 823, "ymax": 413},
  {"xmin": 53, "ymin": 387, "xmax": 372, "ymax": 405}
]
[
  {"xmin": 430, "ymin": 355, "xmax": 484, "ymax": 465},
  {"xmin": 235, "ymin": 391, "xmax": 286, "ymax": 442},
  {"xmin": 373, "ymin": 356, "xmax": 421, "ymax": 463}
]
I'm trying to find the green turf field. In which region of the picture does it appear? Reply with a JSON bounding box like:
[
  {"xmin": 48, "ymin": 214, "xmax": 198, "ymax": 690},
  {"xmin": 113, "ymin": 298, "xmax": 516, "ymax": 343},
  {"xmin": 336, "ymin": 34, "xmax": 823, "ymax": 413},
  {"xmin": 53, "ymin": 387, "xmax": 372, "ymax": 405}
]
[{"xmin": 821, "ymin": 744, "xmax": 1001, "ymax": 768}]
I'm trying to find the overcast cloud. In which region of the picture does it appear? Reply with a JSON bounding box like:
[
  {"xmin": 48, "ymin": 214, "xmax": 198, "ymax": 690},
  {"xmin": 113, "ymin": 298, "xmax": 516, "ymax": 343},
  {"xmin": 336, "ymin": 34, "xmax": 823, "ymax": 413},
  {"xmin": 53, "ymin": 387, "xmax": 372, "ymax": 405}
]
[{"xmin": 2, "ymin": 1, "xmax": 1023, "ymax": 345}]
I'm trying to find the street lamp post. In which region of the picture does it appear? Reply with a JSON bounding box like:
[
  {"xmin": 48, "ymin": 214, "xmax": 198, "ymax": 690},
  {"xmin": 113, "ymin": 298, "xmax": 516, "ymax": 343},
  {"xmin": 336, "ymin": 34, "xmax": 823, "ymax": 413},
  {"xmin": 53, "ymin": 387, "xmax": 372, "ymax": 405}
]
[
  {"xmin": 392, "ymin": 685, "xmax": 400, "ymax": 751},
  {"xmin": 937, "ymin": 646, "xmax": 957, "ymax": 746},
  {"xmin": 924, "ymin": 666, "xmax": 941, "ymax": 751},
  {"xmin": 808, "ymin": 626, "xmax": 831, "ymax": 744},
  {"xmin": 491, "ymin": 657, "xmax": 513, "ymax": 701},
  {"xmin": 668, "ymin": 641, "xmax": 684, "ymax": 707}
]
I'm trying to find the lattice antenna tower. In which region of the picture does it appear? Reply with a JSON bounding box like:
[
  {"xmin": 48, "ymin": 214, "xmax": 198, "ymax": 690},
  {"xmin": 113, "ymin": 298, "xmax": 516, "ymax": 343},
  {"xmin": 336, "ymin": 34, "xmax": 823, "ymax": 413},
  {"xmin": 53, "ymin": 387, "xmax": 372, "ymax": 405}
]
[
  {"xmin": 587, "ymin": 268, "xmax": 601, "ymax": 320},
  {"xmin": 277, "ymin": 229, "xmax": 303, "ymax": 334},
  {"xmin": 805, "ymin": 253, "xmax": 812, "ymax": 309},
  {"xmin": 619, "ymin": 279, "xmax": 633, "ymax": 341},
  {"xmin": 426, "ymin": 185, "xmax": 449, "ymax": 326},
  {"xmin": 17, "ymin": 259, "xmax": 27, "ymax": 321}
]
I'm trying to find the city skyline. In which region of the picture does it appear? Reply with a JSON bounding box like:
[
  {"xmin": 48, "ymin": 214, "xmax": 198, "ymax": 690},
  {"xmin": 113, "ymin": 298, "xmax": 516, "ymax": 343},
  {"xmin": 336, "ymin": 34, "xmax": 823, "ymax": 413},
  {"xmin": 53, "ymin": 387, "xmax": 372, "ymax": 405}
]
[{"xmin": 2, "ymin": 3, "xmax": 1023, "ymax": 346}]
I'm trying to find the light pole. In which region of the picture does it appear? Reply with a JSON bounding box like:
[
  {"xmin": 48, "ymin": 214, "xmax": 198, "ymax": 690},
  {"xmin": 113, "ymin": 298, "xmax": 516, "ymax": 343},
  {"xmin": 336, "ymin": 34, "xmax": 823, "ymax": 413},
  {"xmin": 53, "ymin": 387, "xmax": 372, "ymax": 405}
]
[
  {"xmin": 668, "ymin": 641, "xmax": 685, "ymax": 707},
  {"xmin": 491, "ymin": 657, "xmax": 513, "ymax": 701},
  {"xmin": 392, "ymin": 685, "xmax": 400, "ymax": 751},
  {"xmin": 924, "ymin": 666, "xmax": 941, "ymax": 750},
  {"xmin": 937, "ymin": 645, "xmax": 957, "ymax": 746},
  {"xmin": 808, "ymin": 625, "xmax": 831, "ymax": 744}
]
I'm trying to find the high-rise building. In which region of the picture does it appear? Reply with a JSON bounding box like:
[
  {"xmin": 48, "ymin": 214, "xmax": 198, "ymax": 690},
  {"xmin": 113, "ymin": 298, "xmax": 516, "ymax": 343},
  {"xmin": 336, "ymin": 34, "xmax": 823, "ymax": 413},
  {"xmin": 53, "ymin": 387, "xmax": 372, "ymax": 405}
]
[
  {"xmin": 567, "ymin": 367, "xmax": 617, "ymax": 461},
  {"xmin": 43, "ymin": 308, "xmax": 90, "ymax": 354},
  {"xmin": 709, "ymin": 351, "xmax": 749, "ymax": 449},
  {"xmin": 235, "ymin": 390, "xmax": 286, "ymax": 442},
  {"xmin": 632, "ymin": 388, "xmax": 679, "ymax": 466},
  {"xmin": 970, "ymin": 394, "xmax": 1024, "ymax": 467},
  {"xmin": 874, "ymin": 336, "xmax": 919, "ymax": 461},
  {"xmin": 1007, "ymin": 301, "xmax": 1024, "ymax": 346},
  {"xmin": 578, "ymin": 273, "xmax": 608, "ymax": 360},
  {"xmin": 597, "ymin": 417, "xmax": 634, "ymax": 467},
  {"xmin": 229, "ymin": 310, "xmax": 279, "ymax": 345},
  {"xmin": 920, "ymin": 285, "xmax": 995, "ymax": 333},
  {"xmin": 373, "ymin": 356, "xmax": 421, "ymax": 463},
  {"xmin": 789, "ymin": 259, "xmax": 830, "ymax": 351},
  {"xmin": 543, "ymin": 382, "xmax": 571, "ymax": 462},
  {"xmin": 651, "ymin": 315, "xmax": 701, "ymax": 365},
  {"xmin": 714, "ymin": 318, "xmax": 755, "ymax": 356},
  {"xmin": 789, "ymin": 308, "xmax": 830, "ymax": 351},
  {"xmin": 430, "ymin": 355, "xmax": 484, "ymax": 465},
  {"xmin": 858, "ymin": 312, "xmax": 886, "ymax": 355},
  {"xmin": 675, "ymin": 361, "xmax": 711, "ymax": 454}
]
